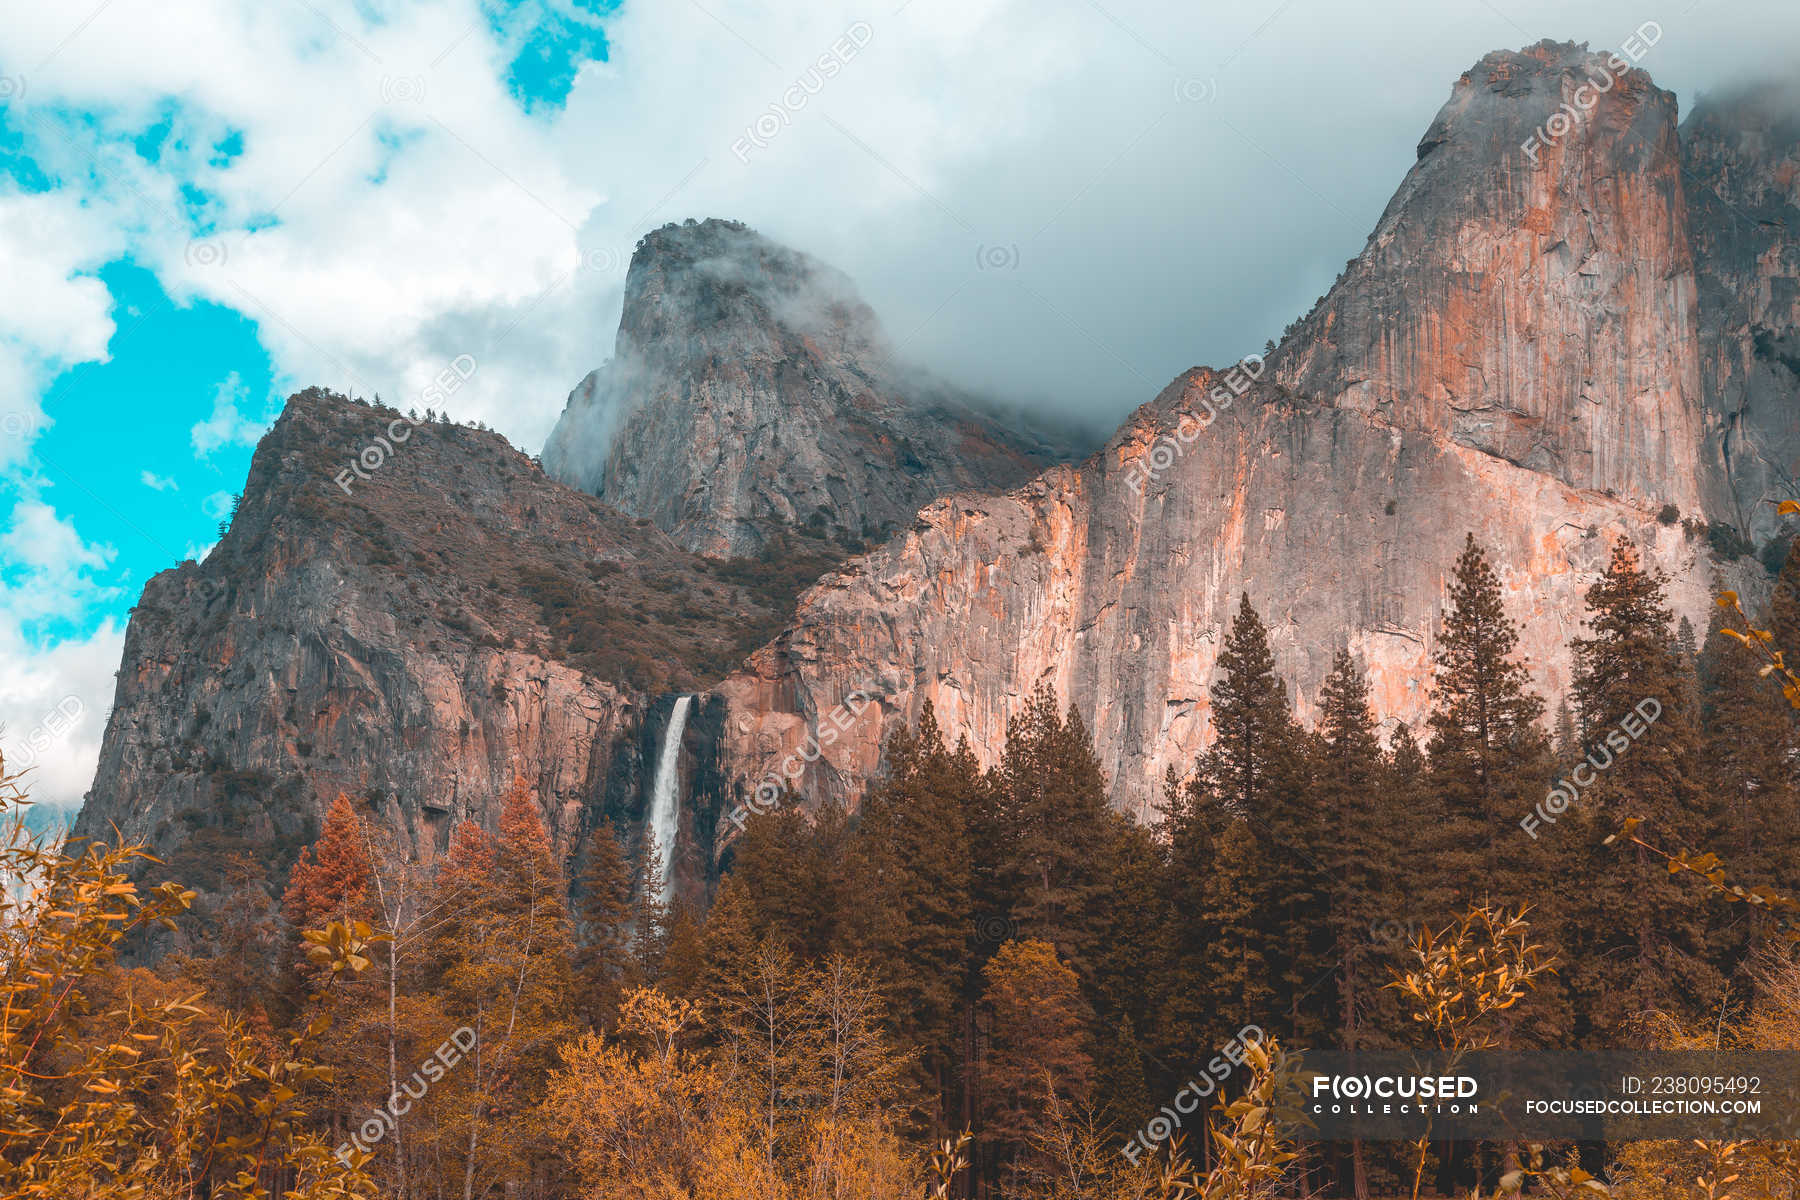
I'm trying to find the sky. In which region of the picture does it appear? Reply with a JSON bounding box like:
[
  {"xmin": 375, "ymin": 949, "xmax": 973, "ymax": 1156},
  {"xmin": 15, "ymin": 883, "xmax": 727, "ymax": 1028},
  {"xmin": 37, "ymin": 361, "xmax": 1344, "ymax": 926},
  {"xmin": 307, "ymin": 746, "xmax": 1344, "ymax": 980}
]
[{"xmin": 0, "ymin": 0, "xmax": 1796, "ymax": 820}]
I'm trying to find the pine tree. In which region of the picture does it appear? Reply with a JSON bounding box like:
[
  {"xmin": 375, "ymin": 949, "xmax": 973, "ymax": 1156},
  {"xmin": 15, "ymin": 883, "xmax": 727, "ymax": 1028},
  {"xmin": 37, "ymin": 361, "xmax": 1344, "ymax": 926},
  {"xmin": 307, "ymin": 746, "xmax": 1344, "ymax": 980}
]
[
  {"xmin": 1315, "ymin": 651, "xmax": 1394, "ymax": 1051},
  {"xmin": 1771, "ymin": 535, "xmax": 1800, "ymax": 665},
  {"xmin": 280, "ymin": 794, "xmax": 386, "ymax": 1138},
  {"xmin": 632, "ymin": 850, "xmax": 670, "ymax": 980},
  {"xmin": 698, "ymin": 876, "xmax": 762, "ymax": 1004},
  {"xmin": 1157, "ymin": 763, "xmax": 1225, "ymax": 1066},
  {"xmin": 1185, "ymin": 595, "xmax": 1325, "ymax": 1044},
  {"xmin": 573, "ymin": 821, "xmax": 634, "ymax": 1029},
  {"xmin": 958, "ymin": 734, "xmax": 1011, "ymax": 1149},
  {"xmin": 846, "ymin": 703, "xmax": 974, "ymax": 1133},
  {"xmin": 203, "ymin": 853, "xmax": 281, "ymax": 1019},
  {"xmin": 991, "ymin": 686, "xmax": 1115, "ymax": 981},
  {"xmin": 1677, "ymin": 614, "xmax": 1702, "ymax": 716},
  {"xmin": 1315, "ymin": 652, "xmax": 1405, "ymax": 1200},
  {"xmin": 733, "ymin": 801, "xmax": 853, "ymax": 960},
  {"xmin": 1202, "ymin": 595, "xmax": 1305, "ymax": 821},
  {"xmin": 1091, "ymin": 1014, "xmax": 1153, "ymax": 1135},
  {"xmin": 283, "ymin": 793, "xmax": 374, "ymax": 932},
  {"xmin": 1564, "ymin": 540, "xmax": 1719, "ymax": 1033},
  {"xmin": 1425, "ymin": 534, "xmax": 1552, "ymax": 904},
  {"xmin": 1698, "ymin": 598, "xmax": 1800, "ymax": 958},
  {"xmin": 1382, "ymin": 722, "xmax": 1437, "ymax": 957},
  {"xmin": 660, "ymin": 901, "xmax": 706, "ymax": 998},
  {"xmin": 1677, "ymin": 615, "xmax": 1699, "ymax": 663},
  {"xmin": 1553, "ymin": 702, "xmax": 1578, "ymax": 758},
  {"xmin": 1086, "ymin": 812, "xmax": 1168, "ymax": 1115}
]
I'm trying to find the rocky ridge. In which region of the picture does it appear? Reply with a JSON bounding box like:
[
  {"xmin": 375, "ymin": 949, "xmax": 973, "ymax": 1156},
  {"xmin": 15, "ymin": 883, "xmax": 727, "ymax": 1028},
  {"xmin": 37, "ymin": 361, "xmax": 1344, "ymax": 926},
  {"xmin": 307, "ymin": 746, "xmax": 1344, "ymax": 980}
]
[
  {"xmin": 73, "ymin": 392, "xmax": 774, "ymax": 932},
  {"xmin": 542, "ymin": 218, "xmax": 1089, "ymax": 557}
]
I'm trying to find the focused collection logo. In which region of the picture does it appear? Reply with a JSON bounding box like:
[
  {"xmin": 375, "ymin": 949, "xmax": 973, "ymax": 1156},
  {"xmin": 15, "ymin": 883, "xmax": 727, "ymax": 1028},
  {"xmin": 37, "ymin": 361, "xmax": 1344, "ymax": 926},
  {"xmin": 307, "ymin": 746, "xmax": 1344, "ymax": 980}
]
[{"xmin": 1310, "ymin": 1074, "xmax": 1480, "ymax": 1115}]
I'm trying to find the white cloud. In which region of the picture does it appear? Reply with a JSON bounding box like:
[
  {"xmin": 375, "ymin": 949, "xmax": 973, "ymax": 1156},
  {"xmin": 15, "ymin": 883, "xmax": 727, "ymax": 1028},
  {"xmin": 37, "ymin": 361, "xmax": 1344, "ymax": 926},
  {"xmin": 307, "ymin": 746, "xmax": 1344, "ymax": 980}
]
[
  {"xmin": 0, "ymin": 500, "xmax": 117, "ymax": 628},
  {"xmin": 189, "ymin": 371, "xmax": 267, "ymax": 458},
  {"xmin": 0, "ymin": 501, "xmax": 123, "ymax": 818},
  {"xmin": 0, "ymin": 618, "xmax": 123, "ymax": 819},
  {"xmin": 0, "ymin": 0, "xmax": 1795, "ymax": 449},
  {"xmin": 0, "ymin": 191, "xmax": 123, "ymax": 469},
  {"xmin": 140, "ymin": 470, "xmax": 179, "ymax": 491}
]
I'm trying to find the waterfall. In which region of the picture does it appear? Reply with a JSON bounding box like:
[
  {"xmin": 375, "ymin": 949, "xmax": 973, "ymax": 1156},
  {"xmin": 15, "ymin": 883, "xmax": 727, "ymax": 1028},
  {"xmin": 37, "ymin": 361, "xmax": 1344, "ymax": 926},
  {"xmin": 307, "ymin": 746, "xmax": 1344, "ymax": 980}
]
[{"xmin": 646, "ymin": 694, "xmax": 693, "ymax": 904}]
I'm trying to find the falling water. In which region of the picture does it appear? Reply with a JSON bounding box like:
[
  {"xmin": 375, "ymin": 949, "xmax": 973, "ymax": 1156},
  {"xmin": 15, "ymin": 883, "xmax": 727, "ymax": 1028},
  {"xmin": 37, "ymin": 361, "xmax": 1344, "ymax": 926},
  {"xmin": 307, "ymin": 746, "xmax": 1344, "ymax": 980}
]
[{"xmin": 646, "ymin": 694, "xmax": 694, "ymax": 904}]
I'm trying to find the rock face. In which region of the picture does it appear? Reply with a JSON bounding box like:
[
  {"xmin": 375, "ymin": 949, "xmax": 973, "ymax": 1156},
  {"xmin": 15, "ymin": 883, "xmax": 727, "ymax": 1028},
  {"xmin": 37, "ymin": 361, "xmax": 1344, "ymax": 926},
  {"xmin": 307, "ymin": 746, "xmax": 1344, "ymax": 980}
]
[
  {"xmin": 1685, "ymin": 83, "xmax": 1800, "ymax": 545},
  {"xmin": 716, "ymin": 372, "xmax": 1752, "ymax": 821},
  {"xmin": 711, "ymin": 42, "xmax": 1795, "ymax": 822},
  {"xmin": 74, "ymin": 392, "xmax": 763, "ymax": 937},
  {"xmin": 542, "ymin": 218, "xmax": 1087, "ymax": 557},
  {"xmin": 1273, "ymin": 41, "xmax": 1703, "ymax": 516}
]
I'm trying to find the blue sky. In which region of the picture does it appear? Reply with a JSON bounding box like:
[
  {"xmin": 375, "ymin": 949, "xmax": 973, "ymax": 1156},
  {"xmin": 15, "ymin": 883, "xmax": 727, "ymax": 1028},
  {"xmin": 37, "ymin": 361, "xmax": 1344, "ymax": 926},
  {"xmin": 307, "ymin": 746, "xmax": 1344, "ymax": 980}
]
[
  {"xmin": 1, "ymin": 0, "xmax": 1797, "ymax": 816},
  {"xmin": 8, "ymin": 0, "xmax": 603, "ymax": 646},
  {"xmin": 0, "ymin": 0, "xmax": 618, "ymax": 814}
]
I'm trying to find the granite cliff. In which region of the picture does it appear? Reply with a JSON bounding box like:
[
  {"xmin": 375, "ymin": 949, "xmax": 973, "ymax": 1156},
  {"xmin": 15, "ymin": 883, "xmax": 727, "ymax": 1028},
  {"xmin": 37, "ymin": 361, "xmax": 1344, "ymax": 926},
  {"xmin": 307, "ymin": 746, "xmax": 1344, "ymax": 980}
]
[
  {"xmin": 709, "ymin": 43, "xmax": 1796, "ymax": 820},
  {"xmin": 73, "ymin": 393, "xmax": 770, "ymax": 936},
  {"xmin": 1273, "ymin": 40, "xmax": 1703, "ymax": 516},
  {"xmin": 1686, "ymin": 82, "xmax": 1800, "ymax": 545},
  {"xmin": 541, "ymin": 218, "xmax": 1088, "ymax": 557}
]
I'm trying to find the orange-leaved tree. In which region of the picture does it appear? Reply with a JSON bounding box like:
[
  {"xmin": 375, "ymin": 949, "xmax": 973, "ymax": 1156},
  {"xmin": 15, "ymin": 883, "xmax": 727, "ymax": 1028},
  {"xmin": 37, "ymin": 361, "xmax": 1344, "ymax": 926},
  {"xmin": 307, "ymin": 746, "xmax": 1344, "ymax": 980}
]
[
  {"xmin": 981, "ymin": 938, "xmax": 1095, "ymax": 1185},
  {"xmin": 0, "ymin": 751, "xmax": 377, "ymax": 1200},
  {"xmin": 420, "ymin": 776, "xmax": 575, "ymax": 1199}
]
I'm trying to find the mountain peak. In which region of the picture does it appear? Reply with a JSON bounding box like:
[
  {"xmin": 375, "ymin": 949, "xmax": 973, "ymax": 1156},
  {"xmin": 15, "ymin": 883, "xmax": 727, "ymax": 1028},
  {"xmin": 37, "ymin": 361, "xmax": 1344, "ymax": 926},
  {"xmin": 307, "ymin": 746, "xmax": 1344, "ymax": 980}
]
[
  {"xmin": 1272, "ymin": 36, "xmax": 1699, "ymax": 515},
  {"xmin": 543, "ymin": 218, "xmax": 1086, "ymax": 557},
  {"xmin": 618, "ymin": 218, "xmax": 888, "ymax": 366}
]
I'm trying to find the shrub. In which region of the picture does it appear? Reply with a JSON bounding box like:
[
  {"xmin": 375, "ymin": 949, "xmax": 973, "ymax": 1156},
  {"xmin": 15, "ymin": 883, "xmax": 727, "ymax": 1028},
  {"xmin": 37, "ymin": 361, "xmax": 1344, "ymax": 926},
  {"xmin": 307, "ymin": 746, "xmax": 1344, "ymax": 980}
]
[{"xmin": 1706, "ymin": 520, "xmax": 1755, "ymax": 561}]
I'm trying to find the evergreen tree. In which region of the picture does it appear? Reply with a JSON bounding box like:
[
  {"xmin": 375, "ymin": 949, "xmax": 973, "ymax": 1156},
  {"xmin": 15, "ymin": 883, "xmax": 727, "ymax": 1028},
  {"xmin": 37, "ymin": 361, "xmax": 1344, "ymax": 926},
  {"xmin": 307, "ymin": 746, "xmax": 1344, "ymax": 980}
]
[
  {"xmin": 1155, "ymin": 763, "xmax": 1222, "ymax": 1062},
  {"xmin": 1677, "ymin": 614, "xmax": 1702, "ymax": 716},
  {"xmin": 1091, "ymin": 1014, "xmax": 1153, "ymax": 1136},
  {"xmin": 1315, "ymin": 650, "xmax": 1395, "ymax": 1058},
  {"xmin": 1771, "ymin": 534, "xmax": 1800, "ymax": 665},
  {"xmin": 660, "ymin": 900, "xmax": 706, "ymax": 998},
  {"xmin": 573, "ymin": 821, "xmax": 634, "ymax": 1029},
  {"xmin": 282, "ymin": 793, "xmax": 374, "ymax": 932},
  {"xmin": 1553, "ymin": 702, "xmax": 1578, "ymax": 758},
  {"xmin": 979, "ymin": 940, "xmax": 1093, "ymax": 1172},
  {"xmin": 1425, "ymin": 534, "xmax": 1552, "ymax": 904},
  {"xmin": 992, "ymin": 685, "xmax": 1115, "ymax": 982},
  {"xmin": 632, "ymin": 849, "xmax": 670, "ymax": 980},
  {"xmin": 1185, "ymin": 595, "xmax": 1325, "ymax": 1044},
  {"xmin": 698, "ymin": 876, "xmax": 762, "ymax": 1005},
  {"xmin": 846, "ymin": 703, "xmax": 975, "ymax": 1133},
  {"xmin": 1376, "ymin": 722, "xmax": 1435, "ymax": 1037},
  {"xmin": 733, "ymin": 802, "xmax": 853, "ymax": 960},
  {"xmin": 1677, "ymin": 615, "xmax": 1700, "ymax": 664},
  {"xmin": 1202, "ymin": 595, "xmax": 1305, "ymax": 821},
  {"xmin": 1085, "ymin": 811, "xmax": 1167, "ymax": 1116},
  {"xmin": 278, "ymin": 796, "xmax": 385, "ymax": 1144},
  {"xmin": 1698, "ymin": 598, "xmax": 1800, "ymax": 958},
  {"xmin": 1564, "ymin": 540, "xmax": 1719, "ymax": 1032}
]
